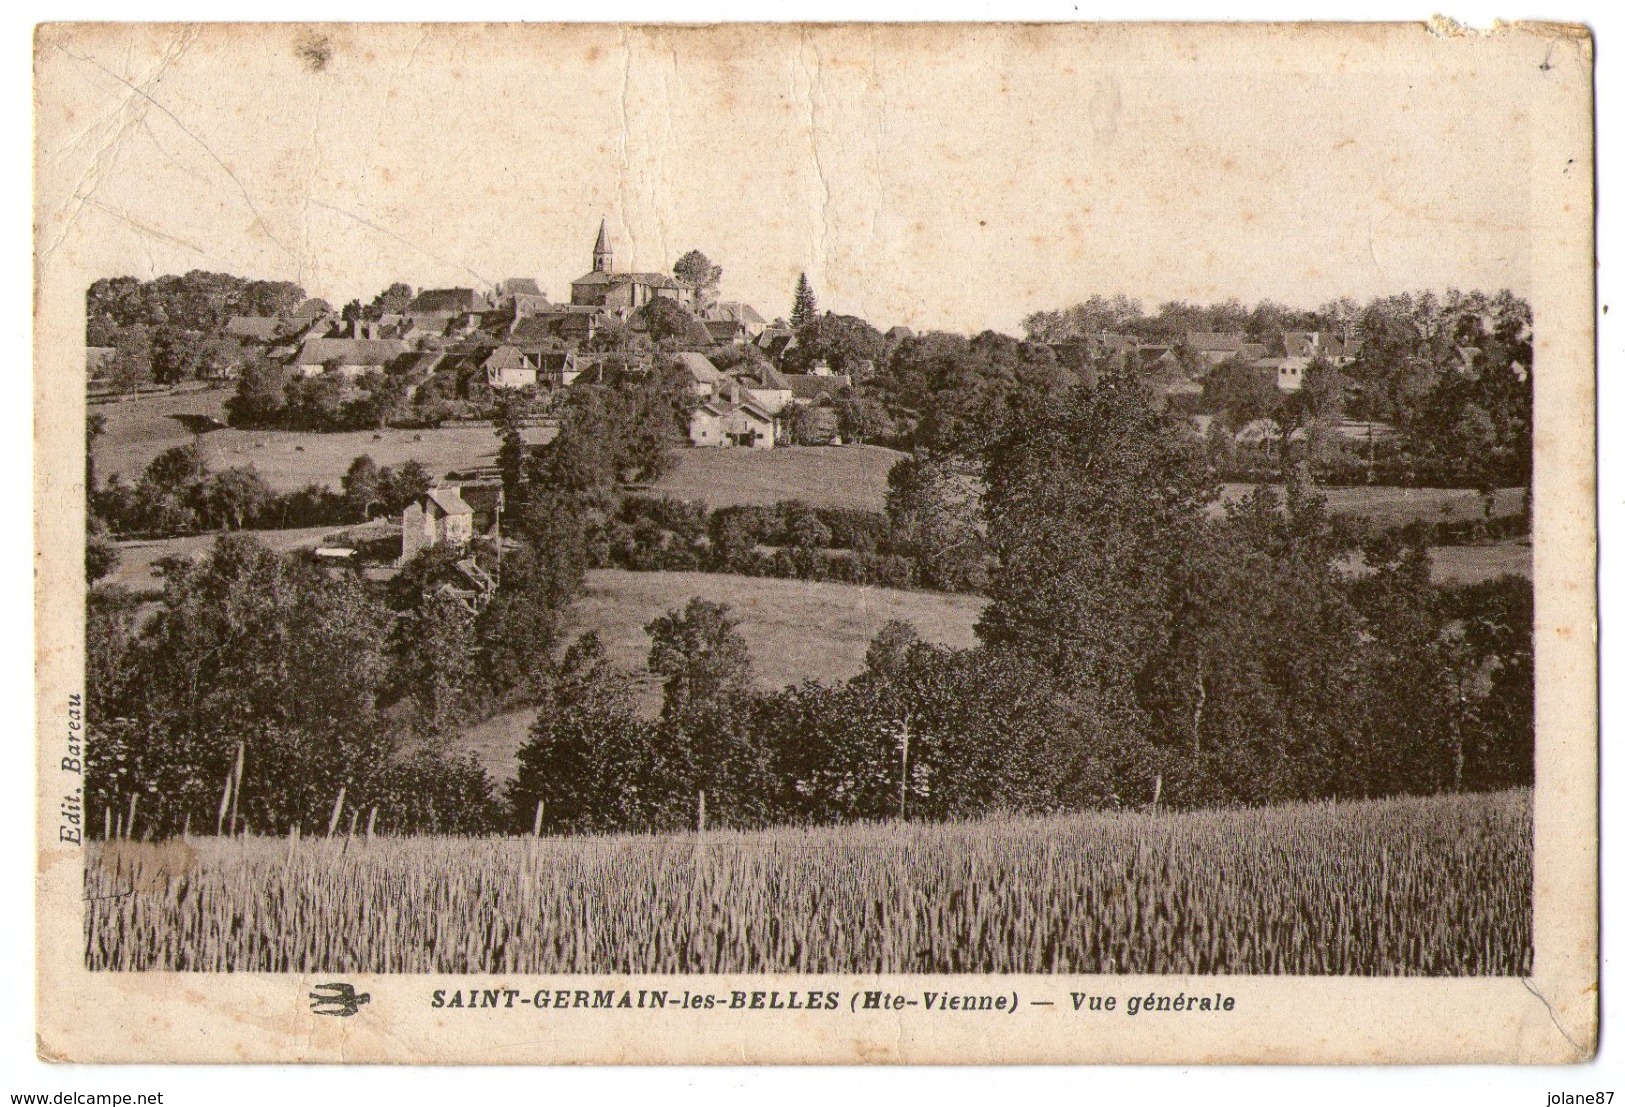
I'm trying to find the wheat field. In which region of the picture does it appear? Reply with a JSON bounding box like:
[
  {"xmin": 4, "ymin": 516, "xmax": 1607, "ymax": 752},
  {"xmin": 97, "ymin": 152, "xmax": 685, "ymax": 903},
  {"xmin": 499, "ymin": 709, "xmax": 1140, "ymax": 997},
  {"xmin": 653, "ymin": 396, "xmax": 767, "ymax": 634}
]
[{"xmin": 84, "ymin": 790, "xmax": 1532, "ymax": 976}]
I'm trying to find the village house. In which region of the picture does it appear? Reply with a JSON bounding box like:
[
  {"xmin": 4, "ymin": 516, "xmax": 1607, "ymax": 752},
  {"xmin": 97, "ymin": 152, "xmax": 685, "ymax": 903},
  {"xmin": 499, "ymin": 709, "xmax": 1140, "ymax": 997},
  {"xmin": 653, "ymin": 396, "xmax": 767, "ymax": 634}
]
[
  {"xmin": 1283, "ymin": 331, "xmax": 1362, "ymax": 365},
  {"xmin": 729, "ymin": 361, "xmax": 794, "ymax": 415},
  {"xmin": 674, "ymin": 351, "xmax": 729, "ymax": 400},
  {"xmin": 569, "ymin": 220, "xmax": 695, "ymax": 313},
  {"xmin": 689, "ymin": 381, "xmax": 777, "ymax": 448},
  {"xmin": 1183, "ymin": 331, "xmax": 1247, "ymax": 367},
  {"xmin": 1254, "ymin": 357, "xmax": 1309, "ymax": 392},
  {"xmin": 508, "ymin": 305, "xmax": 604, "ymax": 346},
  {"xmin": 290, "ymin": 336, "xmax": 410, "ymax": 377},
  {"xmin": 405, "ymin": 288, "xmax": 491, "ymax": 336},
  {"xmin": 224, "ymin": 315, "xmax": 282, "ymax": 343},
  {"xmin": 702, "ymin": 301, "xmax": 768, "ymax": 340},
  {"xmin": 755, "ymin": 325, "xmax": 797, "ymax": 364},
  {"xmin": 400, "ymin": 485, "xmax": 475, "ymax": 564},
  {"xmin": 535, "ymin": 351, "xmax": 583, "ymax": 389},
  {"xmin": 784, "ymin": 371, "xmax": 851, "ymax": 406},
  {"xmin": 480, "ymin": 344, "xmax": 538, "ymax": 390}
]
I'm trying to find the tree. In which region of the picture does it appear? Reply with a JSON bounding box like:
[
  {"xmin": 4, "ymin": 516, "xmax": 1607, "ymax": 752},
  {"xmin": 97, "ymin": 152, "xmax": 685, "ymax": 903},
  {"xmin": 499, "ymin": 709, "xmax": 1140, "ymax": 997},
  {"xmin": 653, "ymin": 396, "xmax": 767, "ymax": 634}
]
[
  {"xmin": 635, "ymin": 296, "xmax": 697, "ymax": 348},
  {"xmin": 379, "ymin": 459, "xmax": 432, "ymax": 513},
  {"xmin": 785, "ymin": 311, "xmax": 884, "ymax": 375},
  {"xmin": 397, "ymin": 590, "xmax": 478, "ymax": 732},
  {"xmin": 342, "ymin": 455, "xmax": 383, "ymax": 520},
  {"xmin": 202, "ymin": 466, "xmax": 273, "ymax": 530},
  {"xmin": 370, "ymin": 282, "xmax": 415, "ymax": 317},
  {"xmin": 1203, "ymin": 359, "xmax": 1280, "ymax": 434},
  {"xmin": 647, "ymin": 598, "xmax": 753, "ymax": 720},
  {"xmin": 107, "ymin": 327, "xmax": 153, "ymax": 395},
  {"xmin": 978, "ymin": 373, "xmax": 1217, "ymax": 692},
  {"xmin": 224, "ymin": 352, "xmax": 288, "ymax": 427},
  {"xmin": 86, "ymin": 514, "xmax": 120, "ymax": 584},
  {"xmin": 885, "ymin": 453, "xmax": 987, "ymax": 592},
  {"xmin": 506, "ymin": 632, "xmax": 662, "ymax": 833},
  {"xmin": 790, "ymin": 273, "xmax": 819, "ymax": 334},
  {"xmin": 834, "ymin": 391, "xmax": 894, "ymax": 446},
  {"xmin": 673, "ymin": 250, "xmax": 722, "ymax": 310}
]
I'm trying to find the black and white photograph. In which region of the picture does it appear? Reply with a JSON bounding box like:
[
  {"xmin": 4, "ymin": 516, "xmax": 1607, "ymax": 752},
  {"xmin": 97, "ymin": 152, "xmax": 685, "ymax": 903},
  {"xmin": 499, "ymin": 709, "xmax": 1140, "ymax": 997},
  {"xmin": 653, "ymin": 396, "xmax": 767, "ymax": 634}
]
[{"xmin": 31, "ymin": 19, "xmax": 1596, "ymax": 1066}]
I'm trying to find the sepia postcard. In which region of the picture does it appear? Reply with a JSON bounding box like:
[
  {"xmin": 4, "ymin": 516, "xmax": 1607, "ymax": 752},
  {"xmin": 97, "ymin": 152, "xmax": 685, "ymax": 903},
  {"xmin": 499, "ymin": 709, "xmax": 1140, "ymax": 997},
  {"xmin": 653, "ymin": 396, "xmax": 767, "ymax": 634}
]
[{"xmin": 33, "ymin": 21, "xmax": 1596, "ymax": 1065}]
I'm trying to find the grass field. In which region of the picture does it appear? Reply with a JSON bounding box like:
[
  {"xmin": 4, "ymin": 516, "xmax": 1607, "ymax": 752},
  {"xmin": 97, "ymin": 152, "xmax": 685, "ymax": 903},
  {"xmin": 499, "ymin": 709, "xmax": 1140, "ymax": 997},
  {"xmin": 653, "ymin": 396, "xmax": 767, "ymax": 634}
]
[
  {"xmin": 1221, "ymin": 483, "xmax": 1527, "ymax": 528},
  {"xmin": 459, "ymin": 569, "xmax": 987, "ymax": 779},
  {"xmin": 103, "ymin": 526, "xmax": 343, "ymax": 592},
  {"xmin": 91, "ymin": 389, "xmax": 520, "ymax": 492},
  {"xmin": 651, "ymin": 445, "xmax": 906, "ymax": 511},
  {"xmin": 84, "ymin": 789, "xmax": 1532, "ymax": 975}
]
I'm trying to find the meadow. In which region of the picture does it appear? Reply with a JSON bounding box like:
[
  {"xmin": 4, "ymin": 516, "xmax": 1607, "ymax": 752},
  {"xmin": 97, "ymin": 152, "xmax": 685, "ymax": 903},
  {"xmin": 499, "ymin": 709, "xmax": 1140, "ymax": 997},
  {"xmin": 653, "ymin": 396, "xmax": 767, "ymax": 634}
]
[
  {"xmin": 460, "ymin": 569, "xmax": 987, "ymax": 778},
  {"xmin": 91, "ymin": 388, "xmax": 532, "ymax": 492},
  {"xmin": 651, "ymin": 444, "xmax": 906, "ymax": 511},
  {"xmin": 84, "ymin": 789, "xmax": 1532, "ymax": 976}
]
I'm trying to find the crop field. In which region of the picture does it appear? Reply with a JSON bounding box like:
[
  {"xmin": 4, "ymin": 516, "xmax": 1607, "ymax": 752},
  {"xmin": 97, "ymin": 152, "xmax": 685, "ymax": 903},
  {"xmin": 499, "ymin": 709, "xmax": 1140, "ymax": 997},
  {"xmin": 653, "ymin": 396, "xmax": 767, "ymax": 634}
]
[
  {"xmin": 85, "ymin": 790, "xmax": 1531, "ymax": 975},
  {"xmin": 651, "ymin": 445, "xmax": 905, "ymax": 512},
  {"xmin": 459, "ymin": 569, "xmax": 987, "ymax": 778}
]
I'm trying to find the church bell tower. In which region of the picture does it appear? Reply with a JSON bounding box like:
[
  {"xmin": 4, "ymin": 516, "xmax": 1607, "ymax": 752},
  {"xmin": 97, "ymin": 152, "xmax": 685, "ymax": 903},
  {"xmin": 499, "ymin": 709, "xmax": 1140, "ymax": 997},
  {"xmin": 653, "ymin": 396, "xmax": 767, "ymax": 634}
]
[{"xmin": 592, "ymin": 218, "xmax": 613, "ymax": 274}]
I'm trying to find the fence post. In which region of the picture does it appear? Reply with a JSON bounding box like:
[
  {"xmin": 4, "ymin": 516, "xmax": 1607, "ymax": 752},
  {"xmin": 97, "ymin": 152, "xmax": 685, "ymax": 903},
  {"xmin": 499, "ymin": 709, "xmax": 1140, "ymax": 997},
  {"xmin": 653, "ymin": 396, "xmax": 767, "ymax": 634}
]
[
  {"xmin": 697, "ymin": 790, "xmax": 706, "ymax": 835},
  {"xmin": 327, "ymin": 786, "xmax": 346, "ymax": 838},
  {"xmin": 532, "ymin": 799, "xmax": 545, "ymax": 837},
  {"xmin": 898, "ymin": 713, "xmax": 911, "ymax": 823}
]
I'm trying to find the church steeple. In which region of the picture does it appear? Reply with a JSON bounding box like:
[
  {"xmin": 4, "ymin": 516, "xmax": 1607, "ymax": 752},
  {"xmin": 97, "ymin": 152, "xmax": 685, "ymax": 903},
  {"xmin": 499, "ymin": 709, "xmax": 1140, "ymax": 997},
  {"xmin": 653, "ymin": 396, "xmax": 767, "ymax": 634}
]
[{"xmin": 592, "ymin": 218, "xmax": 613, "ymax": 273}]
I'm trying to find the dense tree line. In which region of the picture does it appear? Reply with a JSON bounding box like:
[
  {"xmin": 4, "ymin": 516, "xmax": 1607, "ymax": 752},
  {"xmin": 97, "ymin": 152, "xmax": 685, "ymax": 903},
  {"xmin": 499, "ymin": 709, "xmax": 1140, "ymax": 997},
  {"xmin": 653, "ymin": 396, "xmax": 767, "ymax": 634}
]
[{"xmin": 87, "ymin": 271, "xmax": 310, "ymax": 388}]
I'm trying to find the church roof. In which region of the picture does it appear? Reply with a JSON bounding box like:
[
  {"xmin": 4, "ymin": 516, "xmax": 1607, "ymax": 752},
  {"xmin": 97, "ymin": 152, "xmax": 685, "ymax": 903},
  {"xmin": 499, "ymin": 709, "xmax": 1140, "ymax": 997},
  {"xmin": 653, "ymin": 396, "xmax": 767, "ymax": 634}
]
[
  {"xmin": 594, "ymin": 218, "xmax": 610, "ymax": 254},
  {"xmin": 572, "ymin": 270, "xmax": 680, "ymax": 289}
]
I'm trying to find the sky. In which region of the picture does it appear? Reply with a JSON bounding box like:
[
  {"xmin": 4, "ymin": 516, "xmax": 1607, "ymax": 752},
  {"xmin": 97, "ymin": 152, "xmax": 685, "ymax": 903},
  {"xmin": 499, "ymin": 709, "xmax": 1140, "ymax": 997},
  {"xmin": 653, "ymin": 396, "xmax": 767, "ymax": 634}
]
[{"xmin": 37, "ymin": 23, "xmax": 1535, "ymax": 335}]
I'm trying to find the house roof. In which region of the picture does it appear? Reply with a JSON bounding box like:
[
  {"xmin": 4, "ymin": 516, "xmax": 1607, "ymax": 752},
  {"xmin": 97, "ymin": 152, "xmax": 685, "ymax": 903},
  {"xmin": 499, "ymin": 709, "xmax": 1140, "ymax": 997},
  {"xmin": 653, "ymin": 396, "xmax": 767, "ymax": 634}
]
[
  {"xmin": 483, "ymin": 345, "xmax": 536, "ymax": 372},
  {"xmin": 226, "ymin": 315, "xmax": 282, "ymax": 340},
  {"xmin": 497, "ymin": 278, "xmax": 543, "ymax": 297},
  {"xmin": 1239, "ymin": 343, "xmax": 1268, "ymax": 361},
  {"xmin": 885, "ymin": 326, "xmax": 914, "ymax": 341},
  {"xmin": 738, "ymin": 362, "xmax": 792, "ymax": 391},
  {"xmin": 294, "ymin": 337, "xmax": 409, "ymax": 366},
  {"xmin": 426, "ymin": 486, "xmax": 473, "ymax": 516},
  {"xmin": 674, "ymin": 351, "xmax": 727, "ymax": 386},
  {"xmin": 707, "ymin": 301, "xmax": 767, "ymax": 326},
  {"xmin": 786, "ymin": 373, "xmax": 852, "ymax": 401},
  {"xmin": 392, "ymin": 351, "xmax": 444, "ymax": 379},
  {"xmin": 756, "ymin": 327, "xmax": 796, "ymax": 357},
  {"xmin": 704, "ymin": 320, "xmax": 747, "ymax": 342},
  {"xmin": 1185, "ymin": 331, "xmax": 1245, "ymax": 352},
  {"xmin": 407, "ymin": 288, "xmax": 488, "ymax": 314},
  {"xmin": 697, "ymin": 395, "xmax": 775, "ymax": 423}
]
